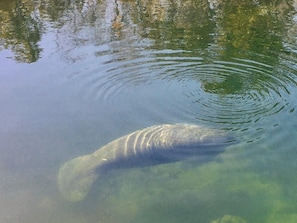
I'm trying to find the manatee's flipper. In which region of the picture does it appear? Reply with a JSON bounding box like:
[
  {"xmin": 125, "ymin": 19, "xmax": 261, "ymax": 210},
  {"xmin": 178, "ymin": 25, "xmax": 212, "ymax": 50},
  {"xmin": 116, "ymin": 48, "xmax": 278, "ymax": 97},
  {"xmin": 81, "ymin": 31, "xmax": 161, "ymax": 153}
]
[{"xmin": 58, "ymin": 155, "xmax": 99, "ymax": 202}]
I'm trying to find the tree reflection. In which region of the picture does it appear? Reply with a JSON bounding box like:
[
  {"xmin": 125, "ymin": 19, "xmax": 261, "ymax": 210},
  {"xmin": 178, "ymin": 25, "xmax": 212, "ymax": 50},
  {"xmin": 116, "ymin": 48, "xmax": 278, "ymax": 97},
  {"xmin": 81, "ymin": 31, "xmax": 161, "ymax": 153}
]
[
  {"xmin": 0, "ymin": 0, "xmax": 296, "ymax": 67},
  {"xmin": 0, "ymin": 0, "xmax": 42, "ymax": 63},
  {"xmin": 133, "ymin": 0, "xmax": 216, "ymax": 50},
  {"xmin": 215, "ymin": 0, "xmax": 293, "ymax": 57},
  {"xmin": 201, "ymin": 0, "xmax": 294, "ymax": 94}
]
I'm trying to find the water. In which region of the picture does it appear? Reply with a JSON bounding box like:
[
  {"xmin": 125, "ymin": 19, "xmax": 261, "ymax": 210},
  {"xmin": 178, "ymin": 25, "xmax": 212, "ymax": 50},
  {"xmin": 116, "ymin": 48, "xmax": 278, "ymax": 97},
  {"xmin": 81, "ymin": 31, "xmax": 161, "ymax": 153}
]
[{"xmin": 1, "ymin": 0, "xmax": 297, "ymax": 222}]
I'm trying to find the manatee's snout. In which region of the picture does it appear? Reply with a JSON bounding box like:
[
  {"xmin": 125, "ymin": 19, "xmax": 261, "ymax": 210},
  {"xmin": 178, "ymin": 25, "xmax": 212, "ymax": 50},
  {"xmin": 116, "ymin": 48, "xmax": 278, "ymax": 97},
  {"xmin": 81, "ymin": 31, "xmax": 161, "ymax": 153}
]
[{"xmin": 198, "ymin": 130, "xmax": 236, "ymax": 147}]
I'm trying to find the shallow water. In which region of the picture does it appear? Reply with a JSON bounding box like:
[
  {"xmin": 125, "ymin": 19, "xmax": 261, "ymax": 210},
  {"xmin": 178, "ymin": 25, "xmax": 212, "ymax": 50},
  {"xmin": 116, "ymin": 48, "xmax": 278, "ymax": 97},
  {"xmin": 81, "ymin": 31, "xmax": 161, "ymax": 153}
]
[{"xmin": 1, "ymin": 0, "xmax": 297, "ymax": 222}]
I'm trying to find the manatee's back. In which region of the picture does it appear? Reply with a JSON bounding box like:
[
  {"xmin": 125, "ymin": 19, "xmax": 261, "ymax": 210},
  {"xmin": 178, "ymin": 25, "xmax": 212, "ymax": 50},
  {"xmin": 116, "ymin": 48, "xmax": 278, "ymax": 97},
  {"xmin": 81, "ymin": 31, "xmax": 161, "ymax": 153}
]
[{"xmin": 87, "ymin": 124, "xmax": 233, "ymax": 169}]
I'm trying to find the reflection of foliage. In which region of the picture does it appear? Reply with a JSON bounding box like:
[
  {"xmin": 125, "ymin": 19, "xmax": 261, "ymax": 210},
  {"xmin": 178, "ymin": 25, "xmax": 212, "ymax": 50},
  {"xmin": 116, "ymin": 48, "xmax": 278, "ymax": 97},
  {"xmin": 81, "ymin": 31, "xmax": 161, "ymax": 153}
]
[
  {"xmin": 134, "ymin": 0, "xmax": 216, "ymax": 50},
  {"xmin": 132, "ymin": 0, "xmax": 293, "ymax": 54},
  {"xmin": 216, "ymin": 0, "xmax": 293, "ymax": 56},
  {"xmin": 200, "ymin": 0, "xmax": 294, "ymax": 95},
  {"xmin": 0, "ymin": 0, "xmax": 42, "ymax": 63},
  {"xmin": 39, "ymin": 0, "xmax": 84, "ymax": 22},
  {"xmin": 0, "ymin": 0, "xmax": 295, "ymax": 65},
  {"xmin": 202, "ymin": 74, "xmax": 244, "ymax": 95}
]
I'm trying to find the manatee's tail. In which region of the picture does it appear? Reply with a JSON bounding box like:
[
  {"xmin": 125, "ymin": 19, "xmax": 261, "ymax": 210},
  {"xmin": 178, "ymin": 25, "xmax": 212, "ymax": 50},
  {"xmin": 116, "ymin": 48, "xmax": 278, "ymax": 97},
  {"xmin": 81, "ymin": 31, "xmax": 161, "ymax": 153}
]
[{"xmin": 58, "ymin": 155, "xmax": 99, "ymax": 202}]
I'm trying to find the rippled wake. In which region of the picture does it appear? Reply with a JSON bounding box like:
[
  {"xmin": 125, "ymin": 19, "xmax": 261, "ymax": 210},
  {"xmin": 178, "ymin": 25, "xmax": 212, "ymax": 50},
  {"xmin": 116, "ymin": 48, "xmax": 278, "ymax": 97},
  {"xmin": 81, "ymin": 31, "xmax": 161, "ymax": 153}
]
[{"xmin": 67, "ymin": 43, "xmax": 297, "ymax": 140}]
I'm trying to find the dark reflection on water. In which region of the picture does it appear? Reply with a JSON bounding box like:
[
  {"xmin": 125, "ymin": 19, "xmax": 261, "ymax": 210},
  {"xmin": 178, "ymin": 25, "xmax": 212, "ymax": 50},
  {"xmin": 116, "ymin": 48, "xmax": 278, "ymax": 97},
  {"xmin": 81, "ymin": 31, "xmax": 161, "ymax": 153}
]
[
  {"xmin": 1, "ymin": 0, "xmax": 297, "ymax": 222},
  {"xmin": 0, "ymin": 0, "xmax": 42, "ymax": 62}
]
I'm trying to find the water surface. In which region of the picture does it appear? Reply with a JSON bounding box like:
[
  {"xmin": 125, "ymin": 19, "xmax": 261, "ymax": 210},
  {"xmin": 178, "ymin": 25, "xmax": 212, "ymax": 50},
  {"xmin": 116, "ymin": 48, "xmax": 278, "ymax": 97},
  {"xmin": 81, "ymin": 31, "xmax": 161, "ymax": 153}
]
[{"xmin": 1, "ymin": 0, "xmax": 297, "ymax": 222}]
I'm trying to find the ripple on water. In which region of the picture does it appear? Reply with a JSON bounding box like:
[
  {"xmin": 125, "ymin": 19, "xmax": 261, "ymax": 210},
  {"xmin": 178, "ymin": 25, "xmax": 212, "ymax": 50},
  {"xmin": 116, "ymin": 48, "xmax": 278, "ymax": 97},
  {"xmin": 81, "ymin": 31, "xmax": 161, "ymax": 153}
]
[
  {"xmin": 70, "ymin": 46, "xmax": 297, "ymax": 137},
  {"xmin": 185, "ymin": 58, "xmax": 292, "ymax": 124},
  {"xmin": 76, "ymin": 48, "xmax": 203, "ymax": 101}
]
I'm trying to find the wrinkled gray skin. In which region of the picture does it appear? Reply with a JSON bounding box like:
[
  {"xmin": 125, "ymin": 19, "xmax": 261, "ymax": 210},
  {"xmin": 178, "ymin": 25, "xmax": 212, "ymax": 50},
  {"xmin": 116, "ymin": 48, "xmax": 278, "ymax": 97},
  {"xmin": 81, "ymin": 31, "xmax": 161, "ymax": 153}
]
[{"xmin": 58, "ymin": 124, "xmax": 234, "ymax": 202}]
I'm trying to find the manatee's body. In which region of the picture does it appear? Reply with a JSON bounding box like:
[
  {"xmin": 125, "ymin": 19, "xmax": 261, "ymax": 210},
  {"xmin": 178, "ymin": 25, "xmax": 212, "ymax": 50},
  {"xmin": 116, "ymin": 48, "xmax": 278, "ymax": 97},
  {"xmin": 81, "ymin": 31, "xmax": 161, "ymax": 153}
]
[{"xmin": 58, "ymin": 124, "xmax": 234, "ymax": 202}]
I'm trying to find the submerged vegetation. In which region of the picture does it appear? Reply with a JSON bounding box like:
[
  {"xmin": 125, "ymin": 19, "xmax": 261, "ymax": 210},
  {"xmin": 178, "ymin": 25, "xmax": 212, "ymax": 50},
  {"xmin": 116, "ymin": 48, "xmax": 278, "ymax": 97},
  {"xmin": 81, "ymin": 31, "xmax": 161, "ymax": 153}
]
[{"xmin": 88, "ymin": 140, "xmax": 297, "ymax": 223}]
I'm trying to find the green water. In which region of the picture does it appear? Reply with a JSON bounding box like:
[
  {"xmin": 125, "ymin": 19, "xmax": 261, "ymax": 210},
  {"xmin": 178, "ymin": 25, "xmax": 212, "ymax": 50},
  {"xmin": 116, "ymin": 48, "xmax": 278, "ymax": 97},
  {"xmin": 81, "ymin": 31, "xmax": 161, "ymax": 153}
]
[{"xmin": 1, "ymin": 0, "xmax": 297, "ymax": 222}]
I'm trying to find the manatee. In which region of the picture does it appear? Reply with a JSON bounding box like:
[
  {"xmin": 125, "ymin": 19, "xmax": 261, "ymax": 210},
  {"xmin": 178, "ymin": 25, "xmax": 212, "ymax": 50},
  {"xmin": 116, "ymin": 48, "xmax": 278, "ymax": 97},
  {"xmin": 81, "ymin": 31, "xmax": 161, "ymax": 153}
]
[{"xmin": 58, "ymin": 124, "xmax": 234, "ymax": 202}]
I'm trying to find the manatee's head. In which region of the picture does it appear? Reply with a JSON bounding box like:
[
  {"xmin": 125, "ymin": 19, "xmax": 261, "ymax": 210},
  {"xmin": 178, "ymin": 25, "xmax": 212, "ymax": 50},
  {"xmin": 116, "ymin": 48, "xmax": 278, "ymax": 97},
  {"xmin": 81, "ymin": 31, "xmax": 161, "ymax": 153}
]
[
  {"xmin": 165, "ymin": 124, "xmax": 237, "ymax": 156},
  {"xmin": 169, "ymin": 124, "xmax": 236, "ymax": 146},
  {"xmin": 58, "ymin": 155, "xmax": 99, "ymax": 202},
  {"xmin": 193, "ymin": 126, "xmax": 236, "ymax": 147}
]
